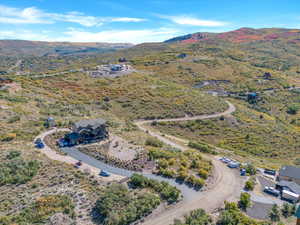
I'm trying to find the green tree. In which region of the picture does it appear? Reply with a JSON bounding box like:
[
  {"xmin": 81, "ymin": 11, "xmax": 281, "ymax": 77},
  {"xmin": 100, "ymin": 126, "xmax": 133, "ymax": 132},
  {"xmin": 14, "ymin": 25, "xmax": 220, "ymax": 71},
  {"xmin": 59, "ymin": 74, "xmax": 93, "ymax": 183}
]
[
  {"xmin": 281, "ymin": 203, "xmax": 296, "ymax": 218},
  {"xmin": 269, "ymin": 204, "xmax": 280, "ymax": 222},
  {"xmin": 244, "ymin": 177, "xmax": 256, "ymax": 191},
  {"xmin": 238, "ymin": 193, "xmax": 251, "ymax": 210}
]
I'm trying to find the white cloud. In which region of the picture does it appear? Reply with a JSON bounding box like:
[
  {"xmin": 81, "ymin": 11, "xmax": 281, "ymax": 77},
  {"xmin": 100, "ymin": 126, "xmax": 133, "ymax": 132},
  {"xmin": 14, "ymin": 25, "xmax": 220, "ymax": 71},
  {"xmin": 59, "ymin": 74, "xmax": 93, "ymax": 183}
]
[
  {"xmin": 111, "ymin": 17, "xmax": 146, "ymax": 22},
  {"xmin": 0, "ymin": 28, "xmax": 181, "ymax": 44},
  {"xmin": 160, "ymin": 15, "xmax": 228, "ymax": 27},
  {"xmin": 0, "ymin": 5, "xmax": 52, "ymax": 24},
  {"xmin": 60, "ymin": 28, "xmax": 180, "ymax": 43},
  {"xmin": 0, "ymin": 4, "xmax": 146, "ymax": 27}
]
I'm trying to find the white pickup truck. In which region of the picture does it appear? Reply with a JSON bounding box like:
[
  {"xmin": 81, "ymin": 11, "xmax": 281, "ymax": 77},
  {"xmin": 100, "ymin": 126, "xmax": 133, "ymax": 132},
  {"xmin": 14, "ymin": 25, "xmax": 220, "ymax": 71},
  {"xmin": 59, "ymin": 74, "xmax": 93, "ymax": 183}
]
[{"xmin": 282, "ymin": 190, "xmax": 299, "ymax": 203}]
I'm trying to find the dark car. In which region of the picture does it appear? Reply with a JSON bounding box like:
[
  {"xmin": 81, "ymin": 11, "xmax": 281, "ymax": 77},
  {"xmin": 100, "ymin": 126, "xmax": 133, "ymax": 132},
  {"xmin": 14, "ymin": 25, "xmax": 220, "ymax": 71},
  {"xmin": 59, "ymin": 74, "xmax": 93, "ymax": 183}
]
[
  {"xmin": 264, "ymin": 169, "xmax": 276, "ymax": 176},
  {"xmin": 264, "ymin": 186, "xmax": 280, "ymax": 197},
  {"xmin": 99, "ymin": 170, "xmax": 110, "ymax": 177},
  {"xmin": 240, "ymin": 168, "xmax": 246, "ymax": 176},
  {"xmin": 76, "ymin": 160, "xmax": 82, "ymax": 167},
  {"xmin": 34, "ymin": 138, "xmax": 45, "ymax": 149},
  {"xmin": 57, "ymin": 138, "xmax": 69, "ymax": 148}
]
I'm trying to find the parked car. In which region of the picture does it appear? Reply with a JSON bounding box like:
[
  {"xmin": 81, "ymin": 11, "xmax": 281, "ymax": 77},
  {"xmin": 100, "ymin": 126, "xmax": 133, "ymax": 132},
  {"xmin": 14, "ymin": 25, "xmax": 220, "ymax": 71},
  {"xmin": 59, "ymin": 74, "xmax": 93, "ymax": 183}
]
[
  {"xmin": 57, "ymin": 138, "xmax": 69, "ymax": 148},
  {"xmin": 75, "ymin": 160, "xmax": 82, "ymax": 167},
  {"xmin": 99, "ymin": 170, "xmax": 110, "ymax": 177},
  {"xmin": 34, "ymin": 138, "xmax": 45, "ymax": 149},
  {"xmin": 264, "ymin": 169, "xmax": 276, "ymax": 176},
  {"xmin": 240, "ymin": 168, "xmax": 246, "ymax": 176},
  {"xmin": 264, "ymin": 186, "xmax": 280, "ymax": 197},
  {"xmin": 228, "ymin": 162, "xmax": 240, "ymax": 168},
  {"xmin": 221, "ymin": 158, "xmax": 231, "ymax": 164}
]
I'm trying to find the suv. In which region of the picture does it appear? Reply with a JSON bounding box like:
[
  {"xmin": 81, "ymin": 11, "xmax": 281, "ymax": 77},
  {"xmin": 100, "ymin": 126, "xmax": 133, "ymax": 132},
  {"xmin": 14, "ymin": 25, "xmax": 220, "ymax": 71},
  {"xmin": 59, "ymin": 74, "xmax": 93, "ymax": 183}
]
[{"xmin": 264, "ymin": 186, "xmax": 280, "ymax": 197}]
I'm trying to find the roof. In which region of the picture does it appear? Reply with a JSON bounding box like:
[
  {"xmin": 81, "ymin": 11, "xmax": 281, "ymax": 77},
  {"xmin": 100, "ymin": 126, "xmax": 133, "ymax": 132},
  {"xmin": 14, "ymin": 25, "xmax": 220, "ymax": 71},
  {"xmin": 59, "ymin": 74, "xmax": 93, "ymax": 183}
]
[
  {"xmin": 74, "ymin": 119, "xmax": 106, "ymax": 130},
  {"xmin": 277, "ymin": 180, "xmax": 300, "ymax": 194},
  {"xmin": 66, "ymin": 132, "xmax": 80, "ymax": 140},
  {"xmin": 279, "ymin": 165, "xmax": 300, "ymax": 180},
  {"xmin": 282, "ymin": 189, "xmax": 299, "ymax": 197},
  {"xmin": 296, "ymin": 205, "xmax": 300, "ymax": 218}
]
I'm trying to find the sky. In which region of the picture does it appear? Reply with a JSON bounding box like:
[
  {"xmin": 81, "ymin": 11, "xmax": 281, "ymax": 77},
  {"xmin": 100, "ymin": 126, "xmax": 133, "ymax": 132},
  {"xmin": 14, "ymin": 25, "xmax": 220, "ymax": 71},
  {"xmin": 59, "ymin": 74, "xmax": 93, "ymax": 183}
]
[{"xmin": 0, "ymin": 0, "xmax": 300, "ymax": 43}]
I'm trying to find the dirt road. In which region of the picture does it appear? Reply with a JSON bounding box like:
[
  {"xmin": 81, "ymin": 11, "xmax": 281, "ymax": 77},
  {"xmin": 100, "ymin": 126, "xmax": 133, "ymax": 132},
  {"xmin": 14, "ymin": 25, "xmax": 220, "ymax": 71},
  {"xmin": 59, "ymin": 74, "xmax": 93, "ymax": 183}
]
[
  {"xmin": 37, "ymin": 101, "xmax": 243, "ymax": 225},
  {"xmin": 141, "ymin": 159, "xmax": 243, "ymax": 225},
  {"xmin": 134, "ymin": 101, "xmax": 244, "ymax": 225},
  {"xmin": 134, "ymin": 101, "xmax": 236, "ymax": 151}
]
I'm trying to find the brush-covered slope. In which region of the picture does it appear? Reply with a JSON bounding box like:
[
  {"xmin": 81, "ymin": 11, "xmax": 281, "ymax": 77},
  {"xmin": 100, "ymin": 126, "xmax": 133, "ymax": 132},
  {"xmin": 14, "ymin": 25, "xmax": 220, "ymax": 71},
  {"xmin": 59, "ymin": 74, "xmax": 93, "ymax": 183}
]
[
  {"xmin": 165, "ymin": 28, "xmax": 300, "ymax": 44},
  {"xmin": 0, "ymin": 40, "xmax": 133, "ymax": 56}
]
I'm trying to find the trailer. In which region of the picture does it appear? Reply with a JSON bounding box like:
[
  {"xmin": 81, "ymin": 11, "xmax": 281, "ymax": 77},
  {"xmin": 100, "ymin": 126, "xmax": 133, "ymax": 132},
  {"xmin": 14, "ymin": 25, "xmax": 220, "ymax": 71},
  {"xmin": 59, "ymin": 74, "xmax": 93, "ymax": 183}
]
[{"xmin": 281, "ymin": 190, "xmax": 299, "ymax": 203}]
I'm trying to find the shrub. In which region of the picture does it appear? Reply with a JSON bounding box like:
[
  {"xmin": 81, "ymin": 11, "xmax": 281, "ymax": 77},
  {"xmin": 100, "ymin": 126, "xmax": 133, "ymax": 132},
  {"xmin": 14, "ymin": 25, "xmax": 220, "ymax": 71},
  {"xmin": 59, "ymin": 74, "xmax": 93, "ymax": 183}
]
[
  {"xmin": 6, "ymin": 150, "xmax": 21, "ymax": 159},
  {"xmin": 145, "ymin": 137, "xmax": 164, "ymax": 147},
  {"xmin": 287, "ymin": 104, "xmax": 300, "ymax": 115},
  {"xmin": 242, "ymin": 164, "xmax": 257, "ymax": 176},
  {"xmin": 95, "ymin": 183, "xmax": 160, "ymax": 225},
  {"xmin": 0, "ymin": 195, "xmax": 75, "ymax": 225},
  {"xmin": 129, "ymin": 174, "xmax": 181, "ymax": 204},
  {"xmin": 217, "ymin": 201, "xmax": 268, "ymax": 225},
  {"xmin": 0, "ymin": 153, "xmax": 40, "ymax": 185},
  {"xmin": 198, "ymin": 169, "xmax": 209, "ymax": 179},
  {"xmin": 188, "ymin": 142, "xmax": 217, "ymax": 155},
  {"xmin": 172, "ymin": 209, "xmax": 212, "ymax": 225}
]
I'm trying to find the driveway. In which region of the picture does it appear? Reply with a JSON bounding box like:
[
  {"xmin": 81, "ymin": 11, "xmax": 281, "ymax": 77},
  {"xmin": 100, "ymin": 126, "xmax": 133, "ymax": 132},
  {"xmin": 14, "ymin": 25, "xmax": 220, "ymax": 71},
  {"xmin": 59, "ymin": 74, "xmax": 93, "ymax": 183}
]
[{"xmin": 36, "ymin": 101, "xmax": 244, "ymax": 225}]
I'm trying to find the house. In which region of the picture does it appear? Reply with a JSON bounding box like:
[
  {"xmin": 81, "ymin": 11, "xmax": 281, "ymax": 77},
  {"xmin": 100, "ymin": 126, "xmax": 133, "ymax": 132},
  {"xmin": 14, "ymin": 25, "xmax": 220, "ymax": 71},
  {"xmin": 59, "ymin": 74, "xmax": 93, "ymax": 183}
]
[
  {"xmin": 278, "ymin": 166, "xmax": 300, "ymax": 185},
  {"xmin": 276, "ymin": 180, "xmax": 300, "ymax": 196},
  {"xmin": 63, "ymin": 119, "xmax": 109, "ymax": 146}
]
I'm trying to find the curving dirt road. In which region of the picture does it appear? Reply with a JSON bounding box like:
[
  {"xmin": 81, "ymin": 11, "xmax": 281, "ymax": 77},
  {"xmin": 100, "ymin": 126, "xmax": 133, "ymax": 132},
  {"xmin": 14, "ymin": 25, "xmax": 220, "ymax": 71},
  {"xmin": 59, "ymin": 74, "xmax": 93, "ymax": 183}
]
[
  {"xmin": 134, "ymin": 101, "xmax": 235, "ymax": 151},
  {"xmin": 140, "ymin": 159, "xmax": 243, "ymax": 225},
  {"xmin": 36, "ymin": 101, "xmax": 243, "ymax": 225},
  {"xmin": 134, "ymin": 101, "xmax": 244, "ymax": 225}
]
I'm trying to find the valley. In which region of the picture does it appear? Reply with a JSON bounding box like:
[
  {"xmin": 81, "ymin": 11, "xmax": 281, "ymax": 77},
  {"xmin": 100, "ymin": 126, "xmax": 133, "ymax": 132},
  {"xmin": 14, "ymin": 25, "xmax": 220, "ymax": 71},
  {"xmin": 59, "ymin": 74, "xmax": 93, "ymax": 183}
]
[{"xmin": 1, "ymin": 27, "xmax": 300, "ymax": 225}]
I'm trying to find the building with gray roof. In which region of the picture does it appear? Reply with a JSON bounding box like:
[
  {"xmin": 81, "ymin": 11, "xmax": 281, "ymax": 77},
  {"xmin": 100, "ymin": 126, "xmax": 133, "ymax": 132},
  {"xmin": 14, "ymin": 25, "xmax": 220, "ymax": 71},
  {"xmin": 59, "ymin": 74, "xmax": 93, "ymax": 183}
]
[{"xmin": 278, "ymin": 166, "xmax": 300, "ymax": 185}]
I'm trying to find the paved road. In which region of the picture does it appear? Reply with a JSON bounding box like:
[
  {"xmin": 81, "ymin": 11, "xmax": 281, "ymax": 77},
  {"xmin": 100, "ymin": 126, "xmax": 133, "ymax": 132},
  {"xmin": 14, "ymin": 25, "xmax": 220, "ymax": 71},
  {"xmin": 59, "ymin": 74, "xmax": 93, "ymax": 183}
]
[
  {"xmin": 37, "ymin": 101, "xmax": 243, "ymax": 225},
  {"xmin": 35, "ymin": 128, "xmax": 123, "ymax": 182}
]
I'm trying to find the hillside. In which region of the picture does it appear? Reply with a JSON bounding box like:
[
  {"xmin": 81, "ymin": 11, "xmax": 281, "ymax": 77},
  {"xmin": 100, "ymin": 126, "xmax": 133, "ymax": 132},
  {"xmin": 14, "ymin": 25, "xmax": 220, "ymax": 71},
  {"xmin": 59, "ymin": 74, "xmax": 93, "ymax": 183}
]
[
  {"xmin": 165, "ymin": 27, "xmax": 300, "ymax": 44},
  {"xmin": 0, "ymin": 40, "xmax": 133, "ymax": 57},
  {"xmin": 1, "ymin": 27, "xmax": 300, "ymax": 225}
]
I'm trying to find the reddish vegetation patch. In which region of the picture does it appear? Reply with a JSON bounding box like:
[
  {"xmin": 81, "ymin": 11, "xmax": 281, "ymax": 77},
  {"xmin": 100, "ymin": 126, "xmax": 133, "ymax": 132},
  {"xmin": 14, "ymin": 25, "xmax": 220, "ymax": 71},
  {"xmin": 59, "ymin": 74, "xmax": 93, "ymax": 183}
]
[
  {"xmin": 264, "ymin": 34, "xmax": 280, "ymax": 40},
  {"xmin": 182, "ymin": 39, "xmax": 199, "ymax": 44},
  {"xmin": 288, "ymin": 39, "xmax": 300, "ymax": 44},
  {"xmin": 177, "ymin": 28, "xmax": 300, "ymax": 44}
]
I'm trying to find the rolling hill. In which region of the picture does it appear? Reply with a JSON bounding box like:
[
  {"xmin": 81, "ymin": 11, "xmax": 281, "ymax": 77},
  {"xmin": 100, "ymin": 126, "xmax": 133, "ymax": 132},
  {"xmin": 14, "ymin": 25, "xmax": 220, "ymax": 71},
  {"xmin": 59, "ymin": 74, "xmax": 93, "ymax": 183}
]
[
  {"xmin": 165, "ymin": 27, "xmax": 300, "ymax": 44},
  {"xmin": 0, "ymin": 40, "xmax": 133, "ymax": 57}
]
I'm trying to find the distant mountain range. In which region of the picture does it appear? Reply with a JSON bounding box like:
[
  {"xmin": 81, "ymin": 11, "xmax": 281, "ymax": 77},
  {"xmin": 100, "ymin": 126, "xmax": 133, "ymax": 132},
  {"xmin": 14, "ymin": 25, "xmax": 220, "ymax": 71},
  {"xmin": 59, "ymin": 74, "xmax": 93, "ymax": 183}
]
[
  {"xmin": 165, "ymin": 28, "xmax": 300, "ymax": 44},
  {"xmin": 0, "ymin": 40, "xmax": 133, "ymax": 57}
]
